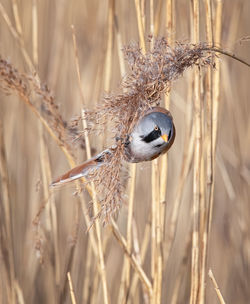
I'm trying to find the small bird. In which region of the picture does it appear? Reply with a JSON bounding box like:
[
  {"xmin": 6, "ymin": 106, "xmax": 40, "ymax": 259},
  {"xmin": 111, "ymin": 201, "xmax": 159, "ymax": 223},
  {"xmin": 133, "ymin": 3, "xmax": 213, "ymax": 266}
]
[{"xmin": 51, "ymin": 107, "xmax": 175, "ymax": 187}]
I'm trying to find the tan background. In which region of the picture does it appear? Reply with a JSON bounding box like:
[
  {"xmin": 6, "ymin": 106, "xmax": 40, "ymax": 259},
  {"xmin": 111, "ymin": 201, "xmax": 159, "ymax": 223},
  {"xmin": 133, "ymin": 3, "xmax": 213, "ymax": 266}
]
[{"xmin": 0, "ymin": 0, "xmax": 250, "ymax": 303}]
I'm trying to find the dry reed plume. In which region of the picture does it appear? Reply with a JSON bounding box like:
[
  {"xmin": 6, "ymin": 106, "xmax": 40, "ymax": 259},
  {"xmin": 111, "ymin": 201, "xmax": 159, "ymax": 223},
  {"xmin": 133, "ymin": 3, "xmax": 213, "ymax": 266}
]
[
  {"xmin": 65, "ymin": 38, "xmax": 217, "ymax": 223},
  {"xmin": 1, "ymin": 38, "xmax": 216, "ymax": 224}
]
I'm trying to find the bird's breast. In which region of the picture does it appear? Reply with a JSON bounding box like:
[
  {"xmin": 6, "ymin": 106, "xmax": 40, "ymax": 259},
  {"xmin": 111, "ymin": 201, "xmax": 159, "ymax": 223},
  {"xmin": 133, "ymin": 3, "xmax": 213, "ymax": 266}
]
[{"xmin": 124, "ymin": 136, "xmax": 162, "ymax": 163}]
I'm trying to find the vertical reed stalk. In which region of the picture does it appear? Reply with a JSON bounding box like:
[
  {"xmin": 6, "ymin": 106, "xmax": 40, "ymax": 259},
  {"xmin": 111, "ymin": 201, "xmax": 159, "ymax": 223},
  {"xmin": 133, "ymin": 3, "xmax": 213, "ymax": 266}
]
[
  {"xmin": 82, "ymin": 244, "xmax": 93, "ymax": 303},
  {"xmin": 102, "ymin": 0, "xmax": 114, "ymax": 153},
  {"xmin": 170, "ymin": 235, "xmax": 192, "ymax": 304},
  {"xmin": 0, "ymin": 121, "xmax": 16, "ymax": 304},
  {"xmin": 190, "ymin": 0, "xmax": 201, "ymax": 303},
  {"xmin": 111, "ymin": 220, "xmax": 153, "ymax": 296},
  {"xmin": 39, "ymin": 127, "xmax": 60, "ymax": 283},
  {"xmin": 114, "ymin": 14, "xmax": 126, "ymax": 77},
  {"xmin": 199, "ymin": 0, "xmax": 213, "ymax": 303},
  {"xmin": 150, "ymin": 1, "xmax": 163, "ymax": 302},
  {"xmin": 72, "ymin": 25, "xmax": 109, "ymax": 304},
  {"xmin": 47, "ymin": 1, "xmax": 66, "ymax": 87},
  {"xmin": 82, "ymin": 111, "xmax": 110, "ymax": 304},
  {"xmin": 166, "ymin": 0, "xmax": 173, "ymax": 42},
  {"xmin": 134, "ymin": 0, "xmax": 146, "ymax": 53},
  {"xmin": 115, "ymin": 14, "xmax": 137, "ymax": 303},
  {"xmin": 90, "ymin": 271, "xmax": 100, "ymax": 304},
  {"xmin": 11, "ymin": 0, "xmax": 22, "ymax": 36},
  {"xmin": 164, "ymin": 122, "xmax": 195, "ymax": 266},
  {"xmin": 150, "ymin": 0, "xmax": 156, "ymax": 293},
  {"xmin": 3, "ymin": 1, "xmax": 34, "ymax": 71},
  {"xmin": 150, "ymin": 0, "xmax": 155, "ymax": 37},
  {"xmin": 151, "ymin": 159, "xmax": 159, "ymax": 302},
  {"xmin": 163, "ymin": 80, "xmax": 194, "ymax": 269},
  {"xmin": 128, "ymin": 219, "xmax": 151, "ymax": 303},
  {"xmin": 35, "ymin": 1, "xmax": 60, "ymax": 287},
  {"xmin": 154, "ymin": 0, "xmax": 161, "ymax": 36},
  {"xmin": 208, "ymin": 0, "xmax": 223, "ymax": 234},
  {"xmin": 126, "ymin": 165, "xmax": 137, "ymax": 280},
  {"xmin": 70, "ymin": 30, "xmax": 103, "ymax": 304},
  {"xmin": 104, "ymin": 0, "xmax": 114, "ymax": 92},
  {"xmin": 118, "ymin": 163, "xmax": 136, "ymax": 304},
  {"xmin": 156, "ymin": 197, "xmax": 162, "ymax": 304},
  {"xmin": 160, "ymin": 0, "xmax": 174, "ymax": 251},
  {"xmin": 32, "ymin": 0, "xmax": 38, "ymax": 67}
]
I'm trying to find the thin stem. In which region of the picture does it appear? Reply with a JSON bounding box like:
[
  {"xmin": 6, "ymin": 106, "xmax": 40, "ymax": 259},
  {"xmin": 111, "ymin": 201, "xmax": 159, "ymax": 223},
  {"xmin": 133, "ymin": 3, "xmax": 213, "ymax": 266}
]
[
  {"xmin": 118, "ymin": 163, "xmax": 136, "ymax": 304},
  {"xmin": 0, "ymin": 2, "xmax": 35, "ymax": 72},
  {"xmin": 208, "ymin": 269, "xmax": 226, "ymax": 304},
  {"xmin": 209, "ymin": 47, "xmax": 250, "ymax": 68},
  {"xmin": 199, "ymin": 0, "xmax": 213, "ymax": 303},
  {"xmin": 72, "ymin": 26, "xmax": 109, "ymax": 304},
  {"xmin": 104, "ymin": 0, "xmax": 115, "ymax": 92},
  {"xmin": 190, "ymin": 0, "xmax": 201, "ymax": 303},
  {"xmin": 134, "ymin": 0, "xmax": 146, "ymax": 53},
  {"xmin": 160, "ymin": 0, "xmax": 174, "ymax": 262},
  {"xmin": 39, "ymin": 125, "xmax": 60, "ymax": 284},
  {"xmin": 82, "ymin": 110, "xmax": 110, "ymax": 304},
  {"xmin": 32, "ymin": 0, "xmax": 38, "ymax": 66},
  {"xmin": 126, "ymin": 163, "xmax": 136, "ymax": 286},
  {"xmin": 128, "ymin": 218, "xmax": 151, "ymax": 303},
  {"xmin": 151, "ymin": 158, "xmax": 161, "ymax": 303},
  {"xmin": 67, "ymin": 272, "xmax": 77, "ymax": 304},
  {"xmin": 114, "ymin": 14, "xmax": 126, "ymax": 77},
  {"xmin": 111, "ymin": 220, "xmax": 153, "ymax": 297},
  {"xmin": 0, "ymin": 121, "xmax": 16, "ymax": 303},
  {"xmin": 208, "ymin": 0, "xmax": 223, "ymax": 237},
  {"xmin": 166, "ymin": 0, "xmax": 173, "ymax": 44}
]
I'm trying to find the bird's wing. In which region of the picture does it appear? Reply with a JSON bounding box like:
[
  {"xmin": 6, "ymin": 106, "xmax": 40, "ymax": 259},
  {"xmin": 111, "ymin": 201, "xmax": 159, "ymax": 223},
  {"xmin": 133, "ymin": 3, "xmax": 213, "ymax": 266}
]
[{"xmin": 50, "ymin": 148, "xmax": 113, "ymax": 187}]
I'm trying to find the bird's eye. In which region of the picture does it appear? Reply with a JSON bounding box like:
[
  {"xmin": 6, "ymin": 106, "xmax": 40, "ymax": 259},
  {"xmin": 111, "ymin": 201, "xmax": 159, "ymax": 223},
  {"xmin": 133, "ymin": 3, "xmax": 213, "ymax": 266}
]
[{"xmin": 154, "ymin": 125, "xmax": 159, "ymax": 131}]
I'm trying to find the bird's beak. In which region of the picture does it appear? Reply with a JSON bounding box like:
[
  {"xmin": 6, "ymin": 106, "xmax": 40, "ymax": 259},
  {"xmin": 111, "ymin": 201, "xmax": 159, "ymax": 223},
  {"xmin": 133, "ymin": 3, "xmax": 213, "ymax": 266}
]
[{"xmin": 161, "ymin": 134, "xmax": 168, "ymax": 142}]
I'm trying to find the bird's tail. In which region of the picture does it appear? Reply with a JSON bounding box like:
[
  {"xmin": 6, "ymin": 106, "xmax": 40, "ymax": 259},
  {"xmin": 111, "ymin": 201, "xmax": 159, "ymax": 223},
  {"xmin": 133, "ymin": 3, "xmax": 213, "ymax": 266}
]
[{"xmin": 50, "ymin": 148, "xmax": 113, "ymax": 187}]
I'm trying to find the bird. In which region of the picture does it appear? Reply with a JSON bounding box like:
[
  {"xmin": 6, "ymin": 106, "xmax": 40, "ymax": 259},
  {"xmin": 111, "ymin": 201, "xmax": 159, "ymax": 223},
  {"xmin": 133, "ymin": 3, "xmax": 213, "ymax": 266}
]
[{"xmin": 51, "ymin": 107, "xmax": 175, "ymax": 187}]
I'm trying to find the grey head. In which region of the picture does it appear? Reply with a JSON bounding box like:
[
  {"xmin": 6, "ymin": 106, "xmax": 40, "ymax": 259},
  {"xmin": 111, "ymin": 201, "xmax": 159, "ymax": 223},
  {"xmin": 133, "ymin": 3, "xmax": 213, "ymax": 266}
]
[{"xmin": 125, "ymin": 107, "xmax": 175, "ymax": 163}]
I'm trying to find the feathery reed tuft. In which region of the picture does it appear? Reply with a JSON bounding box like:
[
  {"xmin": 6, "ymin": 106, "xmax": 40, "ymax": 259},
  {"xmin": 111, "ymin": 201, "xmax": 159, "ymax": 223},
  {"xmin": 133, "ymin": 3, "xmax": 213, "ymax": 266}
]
[
  {"xmin": 79, "ymin": 37, "xmax": 215, "ymax": 223},
  {"xmin": 1, "ymin": 38, "xmax": 216, "ymax": 224},
  {"xmin": 0, "ymin": 58, "xmax": 85, "ymax": 155}
]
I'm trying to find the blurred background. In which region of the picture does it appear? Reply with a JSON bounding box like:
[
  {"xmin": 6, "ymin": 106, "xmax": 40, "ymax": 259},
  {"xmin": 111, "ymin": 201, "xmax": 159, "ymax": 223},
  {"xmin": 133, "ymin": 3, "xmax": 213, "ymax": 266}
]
[{"xmin": 0, "ymin": 0, "xmax": 250, "ymax": 303}]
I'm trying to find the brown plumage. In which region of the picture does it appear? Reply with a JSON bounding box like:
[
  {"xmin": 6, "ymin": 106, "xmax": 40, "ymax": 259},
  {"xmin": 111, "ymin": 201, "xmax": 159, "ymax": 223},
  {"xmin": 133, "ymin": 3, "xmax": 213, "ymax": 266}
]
[{"xmin": 50, "ymin": 149, "xmax": 114, "ymax": 187}]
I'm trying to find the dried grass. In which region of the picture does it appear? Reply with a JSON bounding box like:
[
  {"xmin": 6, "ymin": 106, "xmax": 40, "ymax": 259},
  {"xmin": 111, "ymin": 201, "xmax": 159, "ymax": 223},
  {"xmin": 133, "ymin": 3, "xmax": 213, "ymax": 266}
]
[
  {"xmin": 79, "ymin": 38, "xmax": 215, "ymax": 223},
  {"xmin": 0, "ymin": 1, "xmax": 250, "ymax": 303}
]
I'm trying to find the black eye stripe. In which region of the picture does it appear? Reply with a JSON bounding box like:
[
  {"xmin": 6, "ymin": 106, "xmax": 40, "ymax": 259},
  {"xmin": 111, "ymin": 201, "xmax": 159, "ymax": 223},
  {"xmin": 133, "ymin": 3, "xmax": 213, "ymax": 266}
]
[
  {"xmin": 155, "ymin": 143, "xmax": 163, "ymax": 148},
  {"xmin": 168, "ymin": 129, "xmax": 172, "ymax": 139},
  {"xmin": 142, "ymin": 128, "xmax": 161, "ymax": 143}
]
